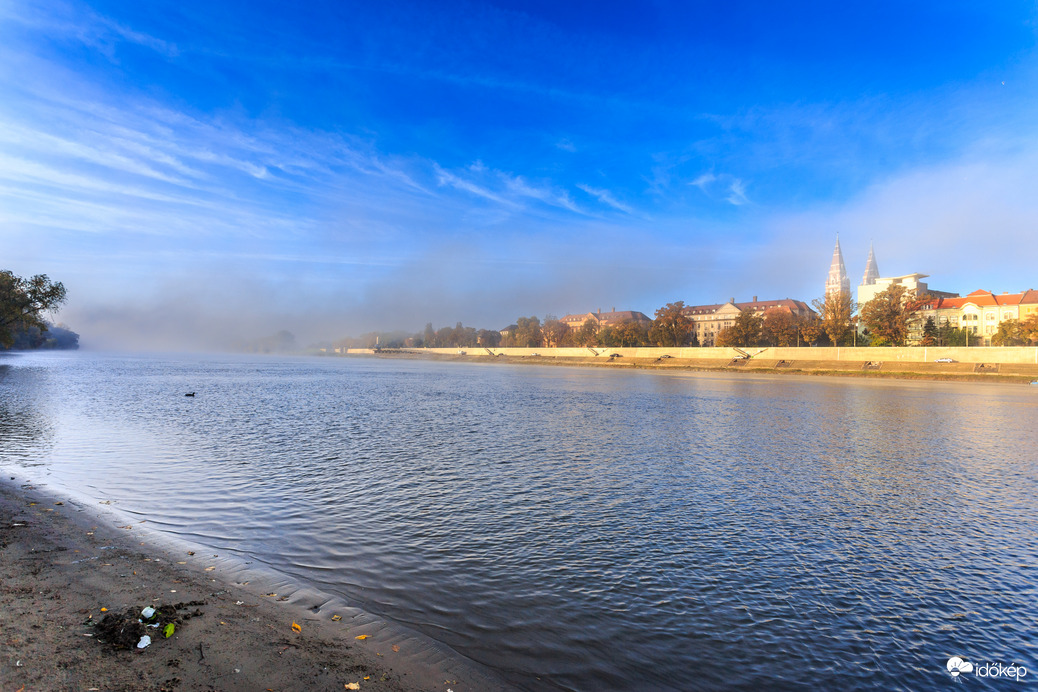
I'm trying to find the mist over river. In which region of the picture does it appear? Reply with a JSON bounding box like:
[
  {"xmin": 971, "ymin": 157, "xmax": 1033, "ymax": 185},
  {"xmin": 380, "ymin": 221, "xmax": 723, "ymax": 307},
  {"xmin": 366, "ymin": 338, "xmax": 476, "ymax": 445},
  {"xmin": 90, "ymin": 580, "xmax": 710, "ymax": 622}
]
[{"xmin": 1, "ymin": 351, "xmax": 1035, "ymax": 690}]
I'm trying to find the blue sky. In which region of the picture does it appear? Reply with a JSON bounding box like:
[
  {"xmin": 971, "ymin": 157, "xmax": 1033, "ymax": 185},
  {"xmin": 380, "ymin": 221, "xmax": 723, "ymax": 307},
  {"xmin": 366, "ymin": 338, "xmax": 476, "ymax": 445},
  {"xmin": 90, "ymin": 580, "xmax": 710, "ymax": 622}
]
[{"xmin": 2, "ymin": 1, "xmax": 1037, "ymax": 349}]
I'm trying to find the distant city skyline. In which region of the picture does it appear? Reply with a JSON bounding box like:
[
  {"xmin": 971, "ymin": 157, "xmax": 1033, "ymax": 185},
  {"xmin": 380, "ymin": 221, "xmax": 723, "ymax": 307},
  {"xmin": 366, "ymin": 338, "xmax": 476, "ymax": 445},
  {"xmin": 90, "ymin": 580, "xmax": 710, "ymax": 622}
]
[{"xmin": 2, "ymin": 2, "xmax": 1037, "ymax": 349}]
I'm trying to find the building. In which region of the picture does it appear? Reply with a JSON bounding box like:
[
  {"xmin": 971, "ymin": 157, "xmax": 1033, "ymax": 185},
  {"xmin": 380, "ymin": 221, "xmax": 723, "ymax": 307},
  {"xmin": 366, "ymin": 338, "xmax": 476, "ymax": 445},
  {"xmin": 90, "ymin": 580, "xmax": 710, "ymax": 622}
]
[
  {"xmin": 560, "ymin": 309, "xmax": 652, "ymax": 332},
  {"xmin": 857, "ymin": 273, "xmax": 959, "ymax": 305},
  {"xmin": 915, "ymin": 290, "xmax": 1034, "ymax": 345},
  {"xmin": 1020, "ymin": 289, "xmax": 1038, "ymax": 324},
  {"xmin": 682, "ymin": 297, "xmax": 814, "ymax": 347},
  {"xmin": 854, "ymin": 244, "xmax": 957, "ymax": 306}
]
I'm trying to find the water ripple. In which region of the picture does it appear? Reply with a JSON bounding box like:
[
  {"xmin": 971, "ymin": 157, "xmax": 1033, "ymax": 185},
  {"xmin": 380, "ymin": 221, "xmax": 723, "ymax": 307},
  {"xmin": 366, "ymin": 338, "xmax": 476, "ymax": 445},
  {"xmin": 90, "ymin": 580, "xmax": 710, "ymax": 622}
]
[{"xmin": 1, "ymin": 353, "xmax": 1035, "ymax": 690}]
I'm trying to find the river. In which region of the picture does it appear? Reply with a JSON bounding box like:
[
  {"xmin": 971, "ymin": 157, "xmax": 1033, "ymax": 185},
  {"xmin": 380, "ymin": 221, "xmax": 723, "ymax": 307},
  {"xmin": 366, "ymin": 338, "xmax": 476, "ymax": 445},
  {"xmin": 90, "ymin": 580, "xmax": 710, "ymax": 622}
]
[{"xmin": 1, "ymin": 351, "xmax": 1035, "ymax": 690}]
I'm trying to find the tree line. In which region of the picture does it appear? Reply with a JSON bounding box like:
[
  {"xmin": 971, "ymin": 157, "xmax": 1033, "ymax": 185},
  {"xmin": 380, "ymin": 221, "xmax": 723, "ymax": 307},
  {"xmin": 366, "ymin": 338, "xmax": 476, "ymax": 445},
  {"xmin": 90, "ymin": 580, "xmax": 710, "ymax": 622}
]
[
  {"xmin": 348, "ymin": 286, "xmax": 1038, "ymax": 352},
  {"xmin": 0, "ymin": 270, "xmax": 75, "ymax": 350},
  {"xmin": 713, "ymin": 284, "xmax": 1038, "ymax": 348}
]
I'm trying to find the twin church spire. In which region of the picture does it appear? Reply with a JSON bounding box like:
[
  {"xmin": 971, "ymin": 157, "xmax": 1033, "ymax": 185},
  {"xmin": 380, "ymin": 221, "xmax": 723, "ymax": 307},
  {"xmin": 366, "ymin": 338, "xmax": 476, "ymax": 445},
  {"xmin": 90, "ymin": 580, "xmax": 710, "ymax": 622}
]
[{"xmin": 825, "ymin": 237, "xmax": 878, "ymax": 297}]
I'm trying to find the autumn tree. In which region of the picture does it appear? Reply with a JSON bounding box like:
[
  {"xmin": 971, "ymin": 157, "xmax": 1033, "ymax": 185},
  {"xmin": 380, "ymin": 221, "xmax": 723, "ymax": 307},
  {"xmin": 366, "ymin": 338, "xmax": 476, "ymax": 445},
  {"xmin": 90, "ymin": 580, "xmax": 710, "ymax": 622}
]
[
  {"xmin": 0, "ymin": 271, "xmax": 67, "ymax": 349},
  {"xmin": 798, "ymin": 313, "xmax": 825, "ymax": 346},
  {"xmin": 612, "ymin": 319, "xmax": 648, "ymax": 347},
  {"xmin": 761, "ymin": 308, "xmax": 798, "ymax": 346},
  {"xmin": 991, "ymin": 319, "xmax": 1026, "ymax": 346},
  {"xmin": 477, "ymin": 329, "xmax": 502, "ymax": 347},
  {"xmin": 1022, "ymin": 313, "xmax": 1038, "ymax": 345},
  {"xmin": 648, "ymin": 301, "xmax": 693, "ymax": 346},
  {"xmin": 859, "ymin": 286, "xmax": 930, "ymax": 346},
  {"xmin": 715, "ymin": 310, "xmax": 763, "ymax": 347},
  {"xmin": 541, "ymin": 315, "xmax": 569, "ymax": 347},
  {"xmin": 513, "ymin": 316, "xmax": 543, "ymax": 347},
  {"xmin": 574, "ymin": 317, "xmax": 599, "ymax": 346},
  {"xmin": 812, "ymin": 290, "xmax": 856, "ymax": 346}
]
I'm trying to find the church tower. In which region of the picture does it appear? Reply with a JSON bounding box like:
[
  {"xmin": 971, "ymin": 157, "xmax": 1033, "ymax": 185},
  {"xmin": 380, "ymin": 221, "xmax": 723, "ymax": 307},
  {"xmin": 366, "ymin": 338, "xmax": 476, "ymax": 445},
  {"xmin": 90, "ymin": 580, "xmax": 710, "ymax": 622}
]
[
  {"xmin": 825, "ymin": 236, "xmax": 850, "ymax": 296},
  {"xmin": 861, "ymin": 242, "xmax": 879, "ymax": 286}
]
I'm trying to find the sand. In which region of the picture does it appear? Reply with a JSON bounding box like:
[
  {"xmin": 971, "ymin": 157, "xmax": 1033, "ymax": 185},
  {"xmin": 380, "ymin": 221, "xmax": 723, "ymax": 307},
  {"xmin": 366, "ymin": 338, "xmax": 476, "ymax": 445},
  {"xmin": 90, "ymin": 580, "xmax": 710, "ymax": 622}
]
[{"xmin": 0, "ymin": 477, "xmax": 512, "ymax": 692}]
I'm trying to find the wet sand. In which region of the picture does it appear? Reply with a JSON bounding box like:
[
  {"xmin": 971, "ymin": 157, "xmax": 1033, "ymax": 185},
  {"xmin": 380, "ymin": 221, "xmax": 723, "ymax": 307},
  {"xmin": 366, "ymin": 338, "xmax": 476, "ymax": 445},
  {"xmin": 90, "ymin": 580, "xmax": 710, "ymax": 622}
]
[{"xmin": 0, "ymin": 477, "xmax": 511, "ymax": 692}]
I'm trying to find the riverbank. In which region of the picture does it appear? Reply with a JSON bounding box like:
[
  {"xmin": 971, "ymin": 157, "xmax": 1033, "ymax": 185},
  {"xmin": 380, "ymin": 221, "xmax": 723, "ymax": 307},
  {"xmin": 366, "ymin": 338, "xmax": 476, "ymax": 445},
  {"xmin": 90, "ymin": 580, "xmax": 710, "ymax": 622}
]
[
  {"xmin": 344, "ymin": 350, "xmax": 1038, "ymax": 385},
  {"xmin": 0, "ymin": 477, "xmax": 509, "ymax": 692}
]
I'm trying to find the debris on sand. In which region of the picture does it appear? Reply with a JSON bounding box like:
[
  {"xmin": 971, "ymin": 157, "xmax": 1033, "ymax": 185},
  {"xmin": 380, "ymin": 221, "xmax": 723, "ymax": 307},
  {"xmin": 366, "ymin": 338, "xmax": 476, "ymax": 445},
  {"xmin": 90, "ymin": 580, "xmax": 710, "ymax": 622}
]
[{"xmin": 93, "ymin": 601, "xmax": 205, "ymax": 651}]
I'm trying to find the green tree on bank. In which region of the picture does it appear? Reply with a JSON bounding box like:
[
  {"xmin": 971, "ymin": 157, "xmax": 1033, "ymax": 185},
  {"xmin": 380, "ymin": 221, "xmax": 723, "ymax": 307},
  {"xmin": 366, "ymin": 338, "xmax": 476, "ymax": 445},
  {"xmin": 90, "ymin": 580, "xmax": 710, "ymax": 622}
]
[{"xmin": 0, "ymin": 271, "xmax": 68, "ymax": 349}]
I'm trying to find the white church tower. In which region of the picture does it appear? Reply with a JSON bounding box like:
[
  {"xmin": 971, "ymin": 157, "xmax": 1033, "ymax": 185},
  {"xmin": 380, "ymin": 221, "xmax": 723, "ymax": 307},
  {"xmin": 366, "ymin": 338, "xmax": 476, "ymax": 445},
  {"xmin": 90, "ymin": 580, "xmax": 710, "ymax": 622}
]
[
  {"xmin": 861, "ymin": 242, "xmax": 879, "ymax": 286},
  {"xmin": 825, "ymin": 235, "xmax": 850, "ymax": 296}
]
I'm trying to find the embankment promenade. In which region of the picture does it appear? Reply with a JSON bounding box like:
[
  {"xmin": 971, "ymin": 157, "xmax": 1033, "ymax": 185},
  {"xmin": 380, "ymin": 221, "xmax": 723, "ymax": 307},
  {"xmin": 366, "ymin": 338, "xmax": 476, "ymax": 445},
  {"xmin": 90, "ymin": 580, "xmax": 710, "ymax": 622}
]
[{"xmin": 339, "ymin": 345, "xmax": 1038, "ymax": 383}]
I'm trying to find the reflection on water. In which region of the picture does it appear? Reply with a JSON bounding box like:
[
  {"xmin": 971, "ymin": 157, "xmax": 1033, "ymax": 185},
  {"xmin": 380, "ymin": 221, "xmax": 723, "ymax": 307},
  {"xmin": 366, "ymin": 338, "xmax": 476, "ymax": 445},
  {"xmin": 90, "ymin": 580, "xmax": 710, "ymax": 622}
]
[{"xmin": 1, "ymin": 351, "xmax": 1036, "ymax": 690}]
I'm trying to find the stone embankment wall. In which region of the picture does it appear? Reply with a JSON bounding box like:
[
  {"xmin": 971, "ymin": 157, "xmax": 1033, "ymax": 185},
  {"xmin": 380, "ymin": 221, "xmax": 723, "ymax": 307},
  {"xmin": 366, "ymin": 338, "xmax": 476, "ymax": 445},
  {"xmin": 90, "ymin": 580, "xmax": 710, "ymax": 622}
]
[{"xmin": 402, "ymin": 345, "xmax": 1038, "ymax": 364}]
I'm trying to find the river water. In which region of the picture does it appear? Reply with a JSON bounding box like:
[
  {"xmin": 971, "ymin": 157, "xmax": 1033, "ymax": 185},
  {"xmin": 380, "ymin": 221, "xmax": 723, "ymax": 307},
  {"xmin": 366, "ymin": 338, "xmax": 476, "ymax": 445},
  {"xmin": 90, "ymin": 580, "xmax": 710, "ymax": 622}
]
[{"xmin": 1, "ymin": 351, "xmax": 1035, "ymax": 690}]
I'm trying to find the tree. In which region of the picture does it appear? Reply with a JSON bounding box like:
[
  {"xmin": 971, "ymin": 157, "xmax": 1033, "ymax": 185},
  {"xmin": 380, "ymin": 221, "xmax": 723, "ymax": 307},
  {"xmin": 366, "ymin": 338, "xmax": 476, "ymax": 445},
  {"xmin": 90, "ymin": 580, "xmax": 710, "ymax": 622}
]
[
  {"xmin": 761, "ymin": 308, "xmax": 798, "ymax": 346},
  {"xmin": 715, "ymin": 310, "xmax": 763, "ymax": 347},
  {"xmin": 648, "ymin": 301, "xmax": 692, "ymax": 346},
  {"xmin": 1021, "ymin": 313, "xmax": 1038, "ymax": 345},
  {"xmin": 859, "ymin": 286, "xmax": 930, "ymax": 346},
  {"xmin": 8, "ymin": 322, "xmax": 79, "ymax": 350},
  {"xmin": 574, "ymin": 317, "xmax": 599, "ymax": 346},
  {"xmin": 812, "ymin": 290, "xmax": 856, "ymax": 346},
  {"xmin": 513, "ymin": 316, "xmax": 543, "ymax": 347},
  {"xmin": 859, "ymin": 285, "xmax": 909, "ymax": 346},
  {"xmin": 937, "ymin": 324, "xmax": 973, "ymax": 347},
  {"xmin": 798, "ymin": 313, "xmax": 826, "ymax": 346},
  {"xmin": 542, "ymin": 316, "xmax": 569, "ymax": 347},
  {"xmin": 992, "ymin": 319, "xmax": 1026, "ymax": 346},
  {"xmin": 0, "ymin": 271, "xmax": 68, "ymax": 349},
  {"xmin": 477, "ymin": 329, "xmax": 501, "ymax": 347},
  {"xmin": 921, "ymin": 317, "xmax": 938, "ymax": 346},
  {"xmin": 612, "ymin": 319, "xmax": 648, "ymax": 347}
]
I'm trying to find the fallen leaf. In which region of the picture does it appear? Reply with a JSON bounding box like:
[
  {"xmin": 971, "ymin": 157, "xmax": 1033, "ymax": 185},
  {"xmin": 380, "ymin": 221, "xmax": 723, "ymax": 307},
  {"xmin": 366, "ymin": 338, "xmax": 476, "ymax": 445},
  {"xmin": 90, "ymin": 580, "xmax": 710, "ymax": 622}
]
[
  {"xmin": 291, "ymin": 622, "xmax": 302, "ymax": 633},
  {"xmin": 163, "ymin": 623, "xmax": 175, "ymax": 638},
  {"xmin": 118, "ymin": 525, "xmax": 132, "ymax": 529},
  {"xmin": 187, "ymin": 551, "xmax": 195, "ymax": 555},
  {"xmin": 55, "ymin": 502, "xmax": 63, "ymax": 505},
  {"xmin": 345, "ymin": 684, "xmax": 360, "ymax": 690},
  {"xmin": 392, "ymin": 645, "xmax": 399, "ymax": 652},
  {"xmin": 100, "ymin": 607, "xmax": 108, "ymax": 612},
  {"xmin": 331, "ymin": 614, "xmax": 342, "ymax": 621},
  {"xmin": 205, "ymin": 566, "xmax": 216, "ymax": 571},
  {"xmin": 354, "ymin": 635, "xmax": 368, "ymax": 640},
  {"xmin": 364, "ymin": 676, "xmax": 370, "ymax": 680}
]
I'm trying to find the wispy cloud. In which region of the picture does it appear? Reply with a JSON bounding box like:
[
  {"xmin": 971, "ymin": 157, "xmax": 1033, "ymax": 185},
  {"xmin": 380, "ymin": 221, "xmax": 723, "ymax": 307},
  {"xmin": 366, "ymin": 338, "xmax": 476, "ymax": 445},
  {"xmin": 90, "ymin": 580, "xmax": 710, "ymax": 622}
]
[
  {"xmin": 0, "ymin": 1, "xmax": 179, "ymax": 59},
  {"xmin": 577, "ymin": 184, "xmax": 633, "ymax": 213},
  {"xmin": 725, "ymin": 179, "xmax": 749, "ymax": 206},
  {"xmin": 689, "ymin": 171, "xmax": 750, "ymax": 206},
  {"xmin": 555, "ymin": 138, "xmax": 577, "ymax": 152}
]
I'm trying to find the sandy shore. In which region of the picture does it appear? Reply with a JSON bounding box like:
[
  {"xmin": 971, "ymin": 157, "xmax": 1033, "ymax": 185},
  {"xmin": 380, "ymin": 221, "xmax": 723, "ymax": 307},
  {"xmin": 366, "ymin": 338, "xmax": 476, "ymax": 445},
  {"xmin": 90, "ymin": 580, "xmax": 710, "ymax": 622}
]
[
  {"xmin": 0, "ymin": 477, "xmax": 511, "ymax": 692},
  {"xmin": 357, "ymin": 350, "xmax": 1038, "ymax": 384}
]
